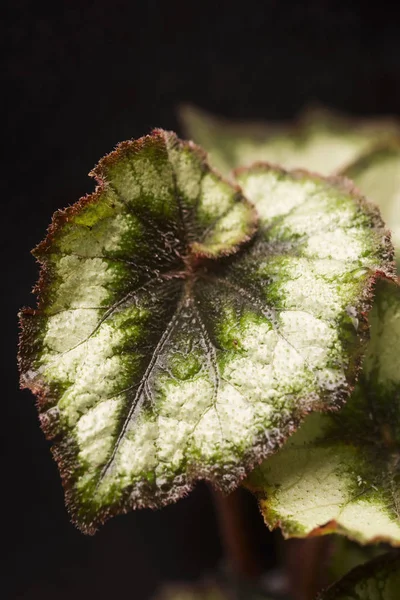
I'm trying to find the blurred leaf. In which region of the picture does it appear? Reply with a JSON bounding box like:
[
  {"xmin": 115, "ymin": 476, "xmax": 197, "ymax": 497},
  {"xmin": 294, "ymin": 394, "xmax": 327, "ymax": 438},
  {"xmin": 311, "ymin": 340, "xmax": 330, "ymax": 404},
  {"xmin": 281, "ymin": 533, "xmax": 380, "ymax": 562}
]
[
  {"xmin": 318, "ymin": 552, "xmax": 400, "ymax": 600},
  {"xmin": 245, "ymin": 279, "xmax": 400, "ymax": 545},
  {"xmin": 179, "ymin": 104, "xmax": 400, "ymax": 176},
  {"xmin": 19, "ymin": 131, "xmax": 392, "ymax": 533},
  {"xmin": 327, "ymin": 537, "xmax": 386, "ymax": 585},
  {"xmin": 342, "ymin": 142, "xmax": 400, "ymax": 269}
]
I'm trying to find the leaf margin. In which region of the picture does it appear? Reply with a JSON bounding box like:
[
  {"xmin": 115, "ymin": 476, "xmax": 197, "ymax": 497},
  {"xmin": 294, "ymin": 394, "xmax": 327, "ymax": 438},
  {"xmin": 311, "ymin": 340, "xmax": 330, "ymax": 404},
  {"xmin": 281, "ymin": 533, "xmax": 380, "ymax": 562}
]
[{"xmin": 18, "ymin": 140, "xmax": 396, "ymax": 533}]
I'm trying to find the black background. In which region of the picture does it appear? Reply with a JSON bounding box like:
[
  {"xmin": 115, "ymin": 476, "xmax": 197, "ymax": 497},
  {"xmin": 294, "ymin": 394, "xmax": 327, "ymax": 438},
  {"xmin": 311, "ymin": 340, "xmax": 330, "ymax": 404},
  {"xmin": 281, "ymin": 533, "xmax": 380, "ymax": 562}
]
[{"xmin": 5, "ymin": 2, "xmax": 400, "ymax": 598}]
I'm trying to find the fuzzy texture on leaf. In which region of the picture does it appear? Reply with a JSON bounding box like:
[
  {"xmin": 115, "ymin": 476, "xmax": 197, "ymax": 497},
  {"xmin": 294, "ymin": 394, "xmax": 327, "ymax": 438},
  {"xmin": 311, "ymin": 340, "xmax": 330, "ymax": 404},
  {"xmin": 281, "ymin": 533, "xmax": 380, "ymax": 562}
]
[
  {"xmin": 342, "ymin": 141, "xmax": 400, "ymax": 269},
  {"xmin": 19, "ymin": 131, "xmax": 393, "ymax": 533},
  {"xmin": 245, "ymin": 279, "xmax": 400, "ymax": 545},
  {"xmin": 318, "ymin": 552, "xmax": 400, "ymax": 600},
  {"xmin": 179, "ymin": 104, "xmax": 400, "ymax": 177}
]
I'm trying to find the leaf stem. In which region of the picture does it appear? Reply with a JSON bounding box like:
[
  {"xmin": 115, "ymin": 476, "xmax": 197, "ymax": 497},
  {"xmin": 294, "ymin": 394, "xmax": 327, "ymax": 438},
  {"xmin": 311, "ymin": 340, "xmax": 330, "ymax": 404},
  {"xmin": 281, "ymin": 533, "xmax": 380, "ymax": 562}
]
[
  {"xmin": 284, "ymin": 537, "xmax": 333, "ymax": 600},
  {"xmin": 211, "ymin": 487, "xmax": 264, "ymax": 579}
]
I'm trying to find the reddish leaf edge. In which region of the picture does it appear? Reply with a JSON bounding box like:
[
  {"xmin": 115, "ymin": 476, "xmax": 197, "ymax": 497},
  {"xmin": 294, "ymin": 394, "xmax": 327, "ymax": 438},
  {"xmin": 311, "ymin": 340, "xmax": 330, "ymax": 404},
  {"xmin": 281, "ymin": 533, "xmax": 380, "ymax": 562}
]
[{"xmin": 18, "ymin": 148, "xmax": 396, "ymax": 534}]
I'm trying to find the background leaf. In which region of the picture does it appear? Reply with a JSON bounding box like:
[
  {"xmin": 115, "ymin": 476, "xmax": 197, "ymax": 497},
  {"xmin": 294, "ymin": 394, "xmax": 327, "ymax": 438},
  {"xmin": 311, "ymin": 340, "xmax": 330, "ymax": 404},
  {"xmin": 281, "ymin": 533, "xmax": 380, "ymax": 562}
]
[
  {"xmin": 179, "ymin": 105, "xmax": 400, "ymax": 177},
  {"xmin": 317, "ymin": 552, "xmax": 400, "ymax": 600},
  {"xmin": 342, "ymin": 142, "xmax": 400, "ymax": 269},
  {"xmin": 245, "ymin": 279, "xmax": 400, "ymax": 545},
  {"xmin": 19, "ymin": 134, "xmax": 392, "ymax": 533},
  {"xmin": 327, "ymin": 538, "xmax": 386, "ymax": 587}
]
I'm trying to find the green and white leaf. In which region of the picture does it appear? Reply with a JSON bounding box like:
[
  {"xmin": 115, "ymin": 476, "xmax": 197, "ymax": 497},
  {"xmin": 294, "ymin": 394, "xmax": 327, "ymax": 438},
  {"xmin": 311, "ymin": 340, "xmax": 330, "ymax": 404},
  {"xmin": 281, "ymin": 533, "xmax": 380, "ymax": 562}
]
[
  {"xmin": 318, "ymin": 552, "xmax": 400, "ymax": 600},
  {"xmin": 19, "ymin": 132, "xmax": 392, "ymax": 533},
  {"xmin": 180, "ymin": 104, "xmax": 400, "ymax": 176},
  {"xmin": 342, "ymin": 142, "xmax": 400, "ymax": 269},
  {"xmin": 245, "ymin": 279, "xmax": 400, "ymax": 545}
]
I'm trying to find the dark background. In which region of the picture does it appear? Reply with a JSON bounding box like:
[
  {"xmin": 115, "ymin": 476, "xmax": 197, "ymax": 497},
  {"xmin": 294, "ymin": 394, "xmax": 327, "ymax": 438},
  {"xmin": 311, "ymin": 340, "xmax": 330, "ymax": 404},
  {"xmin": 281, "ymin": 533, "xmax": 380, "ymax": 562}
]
[{"xmin": 5, "ymin": 2, "xmax": 400, "ymax": 598}]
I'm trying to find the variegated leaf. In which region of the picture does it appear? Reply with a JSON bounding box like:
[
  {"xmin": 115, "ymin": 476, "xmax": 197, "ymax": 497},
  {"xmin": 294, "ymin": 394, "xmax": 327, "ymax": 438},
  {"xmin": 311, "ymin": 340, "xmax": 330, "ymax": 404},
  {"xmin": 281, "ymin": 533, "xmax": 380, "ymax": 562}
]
[
  {"xmin": 19, "ymin": 133, "xmax": 392, "ymax": 532},
  {"xmin": 245, "ymin": 279, "xmax": 400, "ymax": 545}
]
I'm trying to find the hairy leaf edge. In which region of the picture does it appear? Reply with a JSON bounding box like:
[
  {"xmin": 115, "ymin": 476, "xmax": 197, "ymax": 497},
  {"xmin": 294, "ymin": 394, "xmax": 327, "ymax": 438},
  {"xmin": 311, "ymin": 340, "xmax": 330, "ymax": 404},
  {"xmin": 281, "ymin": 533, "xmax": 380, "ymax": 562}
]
[{"xmin": 18, "ymin": 152, "xmax": 395, "ymax": 533}]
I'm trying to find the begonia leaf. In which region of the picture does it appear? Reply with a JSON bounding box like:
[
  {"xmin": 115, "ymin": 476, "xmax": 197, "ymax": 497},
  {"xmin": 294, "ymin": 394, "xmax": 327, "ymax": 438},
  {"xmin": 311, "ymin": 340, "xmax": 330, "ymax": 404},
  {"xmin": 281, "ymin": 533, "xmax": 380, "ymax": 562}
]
[
  {"xmin": 19, "ymin": 132, "xmax": 392, "ymax": 532},
  {"xmin": 245, "ymin": 279, "xmax": 400, "ymax": 545}
]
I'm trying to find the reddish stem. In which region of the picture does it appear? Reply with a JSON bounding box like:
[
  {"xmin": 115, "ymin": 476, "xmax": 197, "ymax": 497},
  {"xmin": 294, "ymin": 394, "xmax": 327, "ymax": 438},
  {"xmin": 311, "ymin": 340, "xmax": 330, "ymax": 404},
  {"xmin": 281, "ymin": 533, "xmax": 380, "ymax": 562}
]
[{"xmin": 212, "ymin": 487, "xmax": 264, "ymax": 579}]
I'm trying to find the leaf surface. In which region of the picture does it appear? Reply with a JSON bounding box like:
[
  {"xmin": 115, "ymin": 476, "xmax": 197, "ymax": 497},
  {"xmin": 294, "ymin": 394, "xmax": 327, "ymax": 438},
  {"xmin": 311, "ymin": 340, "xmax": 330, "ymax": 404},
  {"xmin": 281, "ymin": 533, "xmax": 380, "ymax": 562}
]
[
  {"xmin": 180, "ymin": 105, "xmax": 400, "ymax": 176},
  {"xmin": 343, "ymin": 142, "xmax": 400, "ymax": 269},
  {"xmin": 245, "ymin": 279, "xmax": 400, "ymax": 545},
  {"xmin": 19, "ymin": 132, "xmax": 392, "ymax": 532},
  {"xmin": 318, "ymin": 552, "xmax": 400, "ymax": 600}
]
